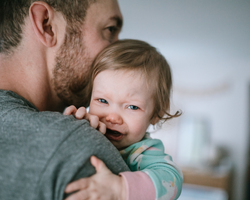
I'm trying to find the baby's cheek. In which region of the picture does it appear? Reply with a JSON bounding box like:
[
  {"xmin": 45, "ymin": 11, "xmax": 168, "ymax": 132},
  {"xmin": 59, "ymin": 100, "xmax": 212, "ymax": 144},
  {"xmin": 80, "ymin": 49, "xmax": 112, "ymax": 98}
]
[
  {"xmin": 89, "ymin": 105, "xmax": 102, "ymax": 117},
  {"xmin": 131, "ymin": 126, "xmax": 147, "ymax": 142}
]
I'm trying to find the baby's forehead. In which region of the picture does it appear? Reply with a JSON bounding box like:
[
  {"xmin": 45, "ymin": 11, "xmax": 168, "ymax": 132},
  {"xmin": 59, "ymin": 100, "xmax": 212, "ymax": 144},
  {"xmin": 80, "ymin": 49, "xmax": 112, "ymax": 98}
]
[
  {"xmin": 123, "ymin": 68, "xmax": 157, "ymax": 87},
  {"xmin": 96, "ymin": 68, "xmax": 156, "ymax": 94},
  {"xmin": 94, "ymin": 67, "xmax": 158, "ymax": 97},
  {"xmin": 118, "ymin": 69, "xmax": 157, "ymax": 95}
]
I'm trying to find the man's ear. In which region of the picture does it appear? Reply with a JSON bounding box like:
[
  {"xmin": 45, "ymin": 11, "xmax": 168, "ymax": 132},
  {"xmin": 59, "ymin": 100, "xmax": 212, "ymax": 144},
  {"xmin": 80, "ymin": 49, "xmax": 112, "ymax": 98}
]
[{"xmin": 29, "ymin": 1, "xmax": 56, "ymax": 47}]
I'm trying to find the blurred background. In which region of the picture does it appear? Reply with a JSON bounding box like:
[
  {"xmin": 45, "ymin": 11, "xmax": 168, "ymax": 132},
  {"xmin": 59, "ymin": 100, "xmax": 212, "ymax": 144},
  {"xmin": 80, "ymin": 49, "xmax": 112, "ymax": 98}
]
[{"xmin": 118, "ymin": 0, "xmax": 250, "ymax": 200}]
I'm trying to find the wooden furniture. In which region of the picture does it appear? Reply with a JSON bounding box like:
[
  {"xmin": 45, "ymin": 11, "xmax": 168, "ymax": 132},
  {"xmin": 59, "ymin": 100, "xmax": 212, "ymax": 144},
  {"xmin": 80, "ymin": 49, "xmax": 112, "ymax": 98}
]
[{"xmin": 181, "ymin": 166, "xmax": 232, "ymax": 199}]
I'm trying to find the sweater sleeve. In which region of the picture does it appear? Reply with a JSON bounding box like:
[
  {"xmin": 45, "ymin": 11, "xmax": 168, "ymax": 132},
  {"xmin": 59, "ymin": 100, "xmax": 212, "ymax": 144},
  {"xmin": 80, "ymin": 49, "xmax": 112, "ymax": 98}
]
[
  {"xmin": 33, "ymin": 115, "xmax": 130, "ymax": 200},
  {"xmin": 0, "ymin": 91, "xmax": 130, "ymax": 200},
  {"xmin": 120, "ymin": 133, "xmax": 183, "ymax": 200},
  {"xmin": 119, "ymin": 171, "xmax": 156, "ymax": 200}
]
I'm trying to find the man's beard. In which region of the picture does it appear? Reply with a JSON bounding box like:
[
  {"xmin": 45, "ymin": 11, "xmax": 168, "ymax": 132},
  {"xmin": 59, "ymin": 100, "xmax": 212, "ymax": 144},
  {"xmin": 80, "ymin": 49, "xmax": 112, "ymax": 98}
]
[{"xmin": 52, "ymin": 26, "xmax": 92, "ymax": 108}]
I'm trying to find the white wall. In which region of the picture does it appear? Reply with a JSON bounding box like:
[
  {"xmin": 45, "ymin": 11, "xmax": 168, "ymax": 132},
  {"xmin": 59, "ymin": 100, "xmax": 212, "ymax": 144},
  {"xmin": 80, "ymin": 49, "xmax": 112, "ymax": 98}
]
[{"xmin": 118, "ymin": 1, "xmax": 250, "ymax": 199}]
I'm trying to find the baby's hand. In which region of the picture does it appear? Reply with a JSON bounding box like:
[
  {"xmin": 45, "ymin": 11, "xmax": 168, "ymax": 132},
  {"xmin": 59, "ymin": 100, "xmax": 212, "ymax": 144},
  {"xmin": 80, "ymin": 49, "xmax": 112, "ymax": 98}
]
[
  {"xmin": 64, "ymin": 156, "xmax": 127, "ymax": 200},
  {"xmin": 64, "ymin": 105, "xmax": 106, "ymax": 134}
]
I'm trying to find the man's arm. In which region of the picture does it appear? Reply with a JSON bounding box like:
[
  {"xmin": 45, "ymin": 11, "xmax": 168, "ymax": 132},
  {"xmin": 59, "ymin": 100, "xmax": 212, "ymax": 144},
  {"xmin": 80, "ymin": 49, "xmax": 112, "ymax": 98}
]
[
  {"xmin": 35, "ymin": 114, "xmax": 129, "ymax": 200},
  {"xmin": 0, "ymin": 92, "xmax": 129, "ymax": 200}
]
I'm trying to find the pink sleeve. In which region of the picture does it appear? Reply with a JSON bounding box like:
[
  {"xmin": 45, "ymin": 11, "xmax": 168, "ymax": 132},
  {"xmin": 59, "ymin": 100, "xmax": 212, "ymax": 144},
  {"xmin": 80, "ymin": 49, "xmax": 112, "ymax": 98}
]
[{"xmin": 119, "ymin": 171, "xmax": 156, "ymax": 200}]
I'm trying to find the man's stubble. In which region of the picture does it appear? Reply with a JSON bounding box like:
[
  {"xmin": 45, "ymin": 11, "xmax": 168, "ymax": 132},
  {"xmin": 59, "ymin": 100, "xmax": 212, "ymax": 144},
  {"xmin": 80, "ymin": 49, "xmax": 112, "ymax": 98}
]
[{"xmin": 53, "ymin": 25, "xmax": 92, "ymax": 108}]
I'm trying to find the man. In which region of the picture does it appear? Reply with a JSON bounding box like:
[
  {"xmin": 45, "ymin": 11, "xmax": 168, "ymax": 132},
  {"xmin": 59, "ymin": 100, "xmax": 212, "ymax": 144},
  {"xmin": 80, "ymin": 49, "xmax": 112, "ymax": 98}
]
[{"xmin": 0, "ymin": 0, "xmax": 129, "ymax": 199}]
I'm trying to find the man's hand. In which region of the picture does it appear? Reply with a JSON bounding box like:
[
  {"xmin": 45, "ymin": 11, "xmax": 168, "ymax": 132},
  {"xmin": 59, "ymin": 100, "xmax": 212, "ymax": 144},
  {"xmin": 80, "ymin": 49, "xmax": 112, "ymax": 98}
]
[
  {"xmin": 64, "ymin": 105, "xmax": 106, "ymax": 134},
  {"xmin": 64, "ymin": 156, "xmax": 127, "ymax": 200}
]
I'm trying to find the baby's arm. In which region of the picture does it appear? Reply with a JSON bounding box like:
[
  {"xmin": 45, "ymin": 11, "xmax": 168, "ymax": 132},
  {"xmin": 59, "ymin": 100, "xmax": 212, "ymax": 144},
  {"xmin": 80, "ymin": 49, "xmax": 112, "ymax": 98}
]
[
  {"xmin": 64, "ymin": 105, "xmax": 106, "ymax": 134},
  {"xmin": 65, "ymin": 156, "xmax": 127, "ymax": 200},
  {"xmin": 120, "ymin": 134, "xmax": 183, "ymax": 200},
  {"xmin": 64, "ymin": 156, "xmax": 155, "ymax": 200},
  {"xmin": 63, "ymin": 107, "xmax": 159, "ymax": 200}
]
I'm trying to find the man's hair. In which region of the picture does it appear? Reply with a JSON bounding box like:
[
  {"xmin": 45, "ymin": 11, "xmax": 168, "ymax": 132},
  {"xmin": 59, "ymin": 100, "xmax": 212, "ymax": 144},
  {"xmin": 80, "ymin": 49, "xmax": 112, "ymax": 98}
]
[
  {"xmin": 0, "ymin": 0, "xmax": 95, "ymax": 54},
  {"xmin": 91, "ymin": 39, "xmax": 181, "ymax": 122}
]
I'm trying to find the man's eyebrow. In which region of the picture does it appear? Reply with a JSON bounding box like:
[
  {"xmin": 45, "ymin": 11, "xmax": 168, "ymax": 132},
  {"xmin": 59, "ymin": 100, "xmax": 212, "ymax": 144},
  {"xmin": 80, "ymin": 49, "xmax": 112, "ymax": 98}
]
[{"xmin": 110, "ymin": 15, "xmax": 123, "ymax": 29}]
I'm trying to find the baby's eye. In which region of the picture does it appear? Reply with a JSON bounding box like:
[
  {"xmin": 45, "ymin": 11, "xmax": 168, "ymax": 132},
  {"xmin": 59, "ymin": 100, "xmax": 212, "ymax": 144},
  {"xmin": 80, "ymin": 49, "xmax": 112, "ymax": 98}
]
[
  {"xmin": 98, "ymin": 99, "xmax": 108, "ymax": 104},
  {"xmin": 128, "ymin": 105, "xmax": 139, "ymax": 110}
]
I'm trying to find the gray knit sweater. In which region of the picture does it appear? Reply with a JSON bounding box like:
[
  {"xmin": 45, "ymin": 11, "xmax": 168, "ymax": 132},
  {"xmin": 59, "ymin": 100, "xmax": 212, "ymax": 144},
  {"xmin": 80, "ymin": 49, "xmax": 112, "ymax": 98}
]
[{"xmin": 0, "ymin": 90, "xmax": 129, "ymax": 200}]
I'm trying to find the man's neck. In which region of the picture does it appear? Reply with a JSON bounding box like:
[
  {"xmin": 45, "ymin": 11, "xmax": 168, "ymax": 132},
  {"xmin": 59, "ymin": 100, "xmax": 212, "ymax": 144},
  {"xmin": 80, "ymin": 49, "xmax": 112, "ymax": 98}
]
[{"xmin": 0, "ymin": 53, "xmax": 64, "ymax": 112}]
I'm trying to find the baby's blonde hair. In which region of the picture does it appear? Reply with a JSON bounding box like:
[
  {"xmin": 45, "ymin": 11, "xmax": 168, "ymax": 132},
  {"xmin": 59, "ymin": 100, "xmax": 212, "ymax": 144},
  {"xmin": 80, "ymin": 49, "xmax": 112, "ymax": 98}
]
[{"xmin": 91, "ymin": 39, "xmax": 181, "ymax": 122}]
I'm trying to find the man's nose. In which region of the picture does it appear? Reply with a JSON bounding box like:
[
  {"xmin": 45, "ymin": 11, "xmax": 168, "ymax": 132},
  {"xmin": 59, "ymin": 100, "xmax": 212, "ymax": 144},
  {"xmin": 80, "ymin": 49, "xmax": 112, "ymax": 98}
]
[{"xmin": 106, "ymin": 113, "xmax": 123, "ymax": 125}]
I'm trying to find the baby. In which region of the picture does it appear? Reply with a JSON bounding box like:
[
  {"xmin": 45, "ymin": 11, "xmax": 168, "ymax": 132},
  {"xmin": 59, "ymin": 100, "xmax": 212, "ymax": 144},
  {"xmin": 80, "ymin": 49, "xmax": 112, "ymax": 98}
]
[{"xmin": 64, "ymin": 39, "xmax": 183, "ymax": 200}]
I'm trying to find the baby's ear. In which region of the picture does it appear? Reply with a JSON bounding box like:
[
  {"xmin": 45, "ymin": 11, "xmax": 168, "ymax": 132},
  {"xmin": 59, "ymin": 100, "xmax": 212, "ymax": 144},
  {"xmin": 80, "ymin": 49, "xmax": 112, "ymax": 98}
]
[
  {"xmin": 150, "ymin": 116, "xmax": 160, "ymax": 125},
  {"xmin": 150, "ymin": 110, "xmax": 165, "ymax": 125}
]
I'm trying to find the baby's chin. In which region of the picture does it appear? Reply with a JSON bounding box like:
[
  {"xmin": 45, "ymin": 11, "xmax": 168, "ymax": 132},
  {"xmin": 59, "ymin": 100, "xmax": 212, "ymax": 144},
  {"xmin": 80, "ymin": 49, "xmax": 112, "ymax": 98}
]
[{"xmin": 109, "ymin": 140, "xmax": 126, "ymax": 151}]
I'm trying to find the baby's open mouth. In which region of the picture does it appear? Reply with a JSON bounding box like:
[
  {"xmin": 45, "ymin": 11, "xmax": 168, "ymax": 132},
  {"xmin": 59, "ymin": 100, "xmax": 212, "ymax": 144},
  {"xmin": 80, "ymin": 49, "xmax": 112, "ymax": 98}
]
[{"xmin": 105, "ymin": 129, "xmax": 124, "ymax": 141}]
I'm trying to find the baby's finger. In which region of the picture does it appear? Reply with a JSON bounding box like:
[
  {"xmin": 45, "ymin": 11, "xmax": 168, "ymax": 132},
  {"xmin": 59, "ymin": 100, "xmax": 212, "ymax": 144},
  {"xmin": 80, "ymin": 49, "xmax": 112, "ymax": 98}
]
[
  {"xmin": 65, "ymin": 178, "xmax": 89, "ymax": 194},
  {"xmin": 75, "ymin": 107, "xmax": 87, "ymax": 119},
  {"xmin": 64, "ymin": 189, "xmax": 89, "ymax": 200},
  {"xmin": 87, "ymin": 114, "xmax": 99, "ymax": 129},
  {"xmin": 64, "ymin": 105, "xmax": 77, "ymax": 115},
  {"xmin": 98, "ymin": 122, "xmax": 106, "ymax": 134}
]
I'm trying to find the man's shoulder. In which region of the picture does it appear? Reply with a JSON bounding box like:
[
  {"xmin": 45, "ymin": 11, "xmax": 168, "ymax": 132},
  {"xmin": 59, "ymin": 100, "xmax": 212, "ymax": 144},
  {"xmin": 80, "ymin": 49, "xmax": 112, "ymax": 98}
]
[
  {"xmin": 0, "ymin": 90, "xmax": 129, "ymax": 200},
  {"xmin": 0, "ymin": 90, "xmax": 89, "ymax": 135},
  {"xmin": 0, "ymin": 89, "xmax": 37, "ymax": 110}
]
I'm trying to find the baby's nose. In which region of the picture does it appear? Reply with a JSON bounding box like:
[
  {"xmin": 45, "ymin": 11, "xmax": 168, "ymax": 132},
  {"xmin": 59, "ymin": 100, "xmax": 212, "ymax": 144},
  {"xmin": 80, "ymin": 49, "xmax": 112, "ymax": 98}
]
[{"xmin": 106, "ymin": 113, "xmax": 123, "ymax": 124}]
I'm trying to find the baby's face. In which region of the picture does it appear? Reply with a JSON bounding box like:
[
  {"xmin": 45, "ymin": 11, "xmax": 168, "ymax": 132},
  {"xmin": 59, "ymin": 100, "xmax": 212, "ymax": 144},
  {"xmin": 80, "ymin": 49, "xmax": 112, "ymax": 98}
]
[{"xmin": 89, "ymin": 69, "xmax": 156, "ymax": 150}]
